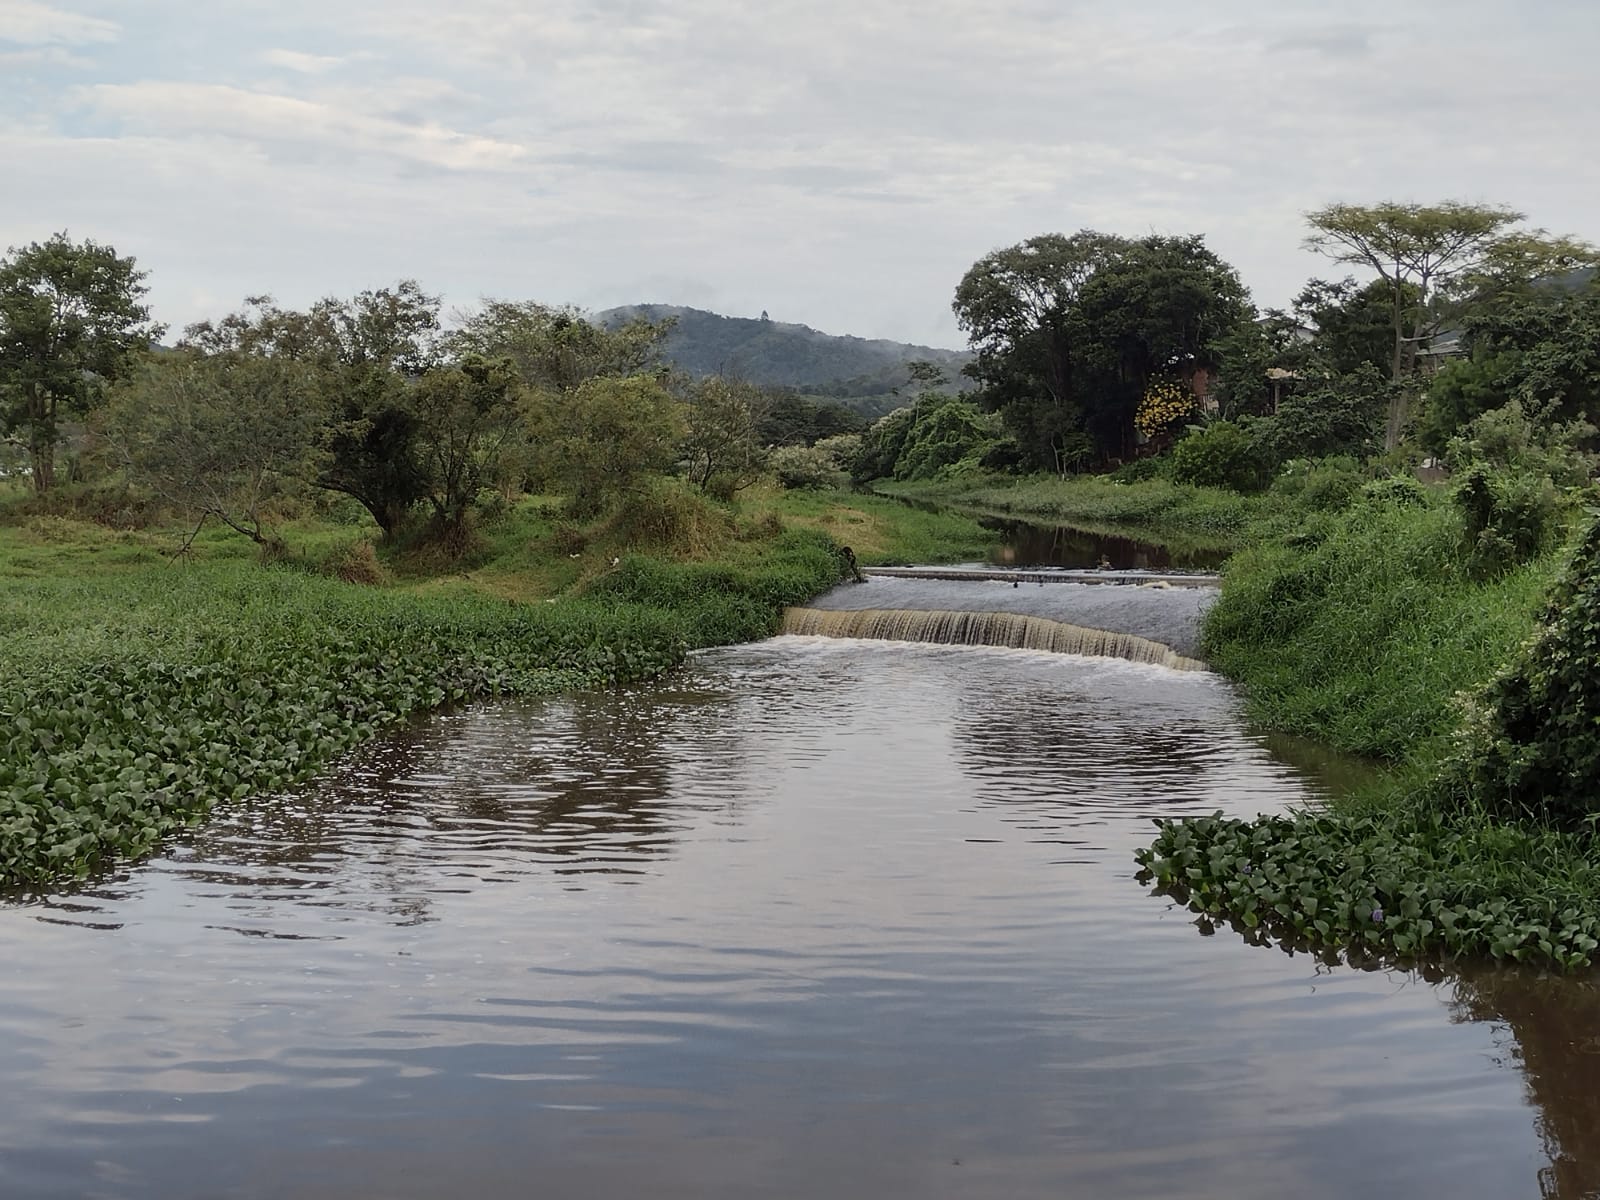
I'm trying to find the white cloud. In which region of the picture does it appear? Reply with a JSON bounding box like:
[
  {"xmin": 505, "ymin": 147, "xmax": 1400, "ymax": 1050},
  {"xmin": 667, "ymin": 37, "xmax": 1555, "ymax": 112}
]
[
  {"xmin": 76, "ymin": 81, "xmax": 528, "ymax": 172},
  {"xmin": 0, "ymin": 0, "xmax": 117, "ymax": 45},
  {"xmin": 6, "ymin": 0, "xmax": 1599, "ymax": 342},
  {"xmin": 260, "ymin": 48, "xmax": 351, "ymax": 74}
]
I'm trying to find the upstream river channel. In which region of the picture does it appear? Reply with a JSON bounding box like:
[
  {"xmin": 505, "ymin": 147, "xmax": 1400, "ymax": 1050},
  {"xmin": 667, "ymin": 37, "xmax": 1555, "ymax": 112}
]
[{"xmin": 2, "ymin": 639, "xmax": 1598, "ymax": 1198}]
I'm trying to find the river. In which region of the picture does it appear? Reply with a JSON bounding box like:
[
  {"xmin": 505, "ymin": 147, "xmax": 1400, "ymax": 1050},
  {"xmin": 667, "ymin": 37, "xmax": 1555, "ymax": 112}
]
[{"xmin": 2, "ymin": 637, "xmax": 1596, "ymax": 1198}]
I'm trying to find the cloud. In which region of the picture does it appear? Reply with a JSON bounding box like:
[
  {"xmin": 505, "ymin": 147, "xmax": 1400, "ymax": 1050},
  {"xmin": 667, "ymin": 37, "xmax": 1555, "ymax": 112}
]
[
  {"xmin": 260, "ymin": 48, "xmax": 353, "ymax": 74},
  {"xmin": 5, "ymin": 0, "xmax": 1599, "ymax": 343},
  {"xmin": 0, "ymin": 0, "xmax": 117, "ymax": 45},
  {"xmin": 75, "ymin": 81, "xmax": 528, "ymax": 172}
]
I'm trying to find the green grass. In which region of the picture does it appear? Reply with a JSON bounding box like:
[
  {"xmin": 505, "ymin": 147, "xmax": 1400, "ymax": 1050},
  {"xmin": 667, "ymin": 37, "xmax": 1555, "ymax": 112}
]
[
  {"xmin": 875, "ymin": 474, "xmax": 1261, "ymax": 552},
  {"xmin": 755, "ymin": 486, "xmax": 998, "ymax": 565},
  {"xmin": 0, "ymin": 483, "xmax": 866, "ymax": 888},
  {"xmin": 1203, "ymin": 497, "xmax": 1558, "ymax": 762}
]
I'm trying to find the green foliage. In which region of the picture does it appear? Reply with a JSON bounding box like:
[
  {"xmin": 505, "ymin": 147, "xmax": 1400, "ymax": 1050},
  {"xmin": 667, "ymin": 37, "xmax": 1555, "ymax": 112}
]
[
  {"xmin": 104, "ymin": 350, "xmax": 323, "ymax": 547},
  {"xmin": 584, "ymin": 528, "xmax": 841, "ymax": 646},
  {"xmin": 1252, "ymin": 364, "xmax": 1391, "ymax": 464},
  {"xmin": 1203, "ymin": 496, "xmax": 1555, "ymax": 760},
  {"xmin": 1169, "ymin": 421, "xmax": 1268, "ymax": 492},
  {"xmin": 769, "ymin": 443, "xmax": 849, "ymax": 491},
  {"xmin": 535, "ymin": 374, "xmax": 686, "ymax": 516},
  {"xmin": 1267, "ymin": 457, "xmax": 1364, "ymax": 512},
  {"xmin": 1451, "ymin": 513, "xmax": 1600, "ymax": 827},
  {"xmin": 182, "ymin": 285, "xmax": 443, "ymax": 538},
  {"xmin": 953, "ymin": 231, "xmax": 1251, "ymax": 469},
  {"xmin": 893, "ymin": 397, "xmax": 995, "ymax": 481},
  {"xmin": 1136, "ymin": 807, "xmax": 1600, "ymax": 971},
  {"xmin": 753, "ymin": 390, "xmax": 868, "ymax": 447},
  {"xmin": 0, "ymin": 567, "xmax": 691, "ymax": 886},
  {"xmin": 681, "ymin": 375, "xmax": 766, "ymax": 498},
  {"xmin": 0, "ymin": 233, "xmax": 163, "ymax": 492},
  {"xmin": 408, "ymin": 354, "xmax": 524, "ymax": 544},
  {"xmin": 1452, "ymin": 463, "xmax": 1562, "ymax": 578},
  {"xmin": 452, "ymin": 301, "xmax": 667, "ymax": 392}
]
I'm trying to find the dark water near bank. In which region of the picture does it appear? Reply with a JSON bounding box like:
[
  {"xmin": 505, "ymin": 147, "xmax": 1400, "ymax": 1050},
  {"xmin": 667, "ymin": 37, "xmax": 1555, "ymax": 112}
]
[
  {"xmin": 976, "ymin": 516, "xmax": 1229, "ymax": 572},
  {"xmin": 2, "ymin": 641, "xmax": 1597, "ymax": 1199}
]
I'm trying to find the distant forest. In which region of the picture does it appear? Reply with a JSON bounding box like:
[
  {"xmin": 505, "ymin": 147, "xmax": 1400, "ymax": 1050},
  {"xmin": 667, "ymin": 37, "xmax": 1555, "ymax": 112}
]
[{"xmin": 596, "ymin": 305, "xmax": 972, "ymax": 418}]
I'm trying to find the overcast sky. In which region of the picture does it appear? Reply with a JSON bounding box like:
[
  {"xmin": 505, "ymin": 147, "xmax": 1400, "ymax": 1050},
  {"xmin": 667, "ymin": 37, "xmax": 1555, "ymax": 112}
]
[{"xmin": 3, "ymin": 0, "xmax": 1596, "ymax": 347}]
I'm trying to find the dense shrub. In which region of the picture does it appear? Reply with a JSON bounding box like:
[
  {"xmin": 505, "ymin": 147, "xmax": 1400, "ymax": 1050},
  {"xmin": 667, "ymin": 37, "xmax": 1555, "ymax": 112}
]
[
  {"xmin": 1453, "ymin": 513, "xmax": 1600, "ymax": 827},
  {"xmin": 1169, "ymin": 421, "xmax": 1268, "ymax": 492},
  {"xmin": 1268, "ymin": 457, "xmax": 1363, "ymax": 512},
  {"xmin": 1203, "ymin": 498, "xmax": 1552, "ymax": 760},
  {"xmin": 770, "ymin": 444, "xmax": 849, "ymax": 490}
]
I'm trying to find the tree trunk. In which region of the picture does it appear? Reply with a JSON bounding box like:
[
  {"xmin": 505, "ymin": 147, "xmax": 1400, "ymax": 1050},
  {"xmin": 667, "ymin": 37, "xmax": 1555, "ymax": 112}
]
[{"xmin": 29, "ymin": 438, "xmax": 55, "ymax": 494}]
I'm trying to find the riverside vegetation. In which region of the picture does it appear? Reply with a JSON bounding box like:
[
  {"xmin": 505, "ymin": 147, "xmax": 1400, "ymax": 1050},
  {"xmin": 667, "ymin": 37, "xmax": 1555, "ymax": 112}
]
[{"xmin": 6, "ymin": 201, "xmax": 1600, "ymax": 971}]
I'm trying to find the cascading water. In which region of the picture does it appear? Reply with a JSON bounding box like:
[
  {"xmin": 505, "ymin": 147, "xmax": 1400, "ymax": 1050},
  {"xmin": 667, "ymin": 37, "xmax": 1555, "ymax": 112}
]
[
  {"xmin": 780, "ymin": 606, "xmax": 1204, "ymax": 670},
  {"xmin": 787, "ymin": 571, "xmax": 1217, "ymax": 666}
]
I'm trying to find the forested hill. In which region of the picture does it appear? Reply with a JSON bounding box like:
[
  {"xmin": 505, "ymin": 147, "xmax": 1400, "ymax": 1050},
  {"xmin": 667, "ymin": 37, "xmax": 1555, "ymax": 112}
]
[{"xmin": 596, "ymin": 304, "xmax": 972, "ymax": 414}]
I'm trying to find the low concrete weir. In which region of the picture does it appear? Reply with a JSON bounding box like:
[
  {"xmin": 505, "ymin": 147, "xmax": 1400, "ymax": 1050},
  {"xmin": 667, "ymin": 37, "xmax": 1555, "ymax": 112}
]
[
  {"xmin": 798, "ymin": 573, "xmax": 1217, "ymax": 660},
  {"xmin": 866, "ymin": 565, "xmax": 1220, "ymax": 588},
  {"xmin": 780, "ymin": 607, "xmax": 1205, "ymax": 670}
]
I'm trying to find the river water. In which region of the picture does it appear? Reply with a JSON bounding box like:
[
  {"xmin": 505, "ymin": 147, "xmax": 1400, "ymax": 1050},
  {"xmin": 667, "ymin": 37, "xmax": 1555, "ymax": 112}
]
[{"xmin": 1, "ymin": 639, "xmax": 1596, "ymax": 1199}]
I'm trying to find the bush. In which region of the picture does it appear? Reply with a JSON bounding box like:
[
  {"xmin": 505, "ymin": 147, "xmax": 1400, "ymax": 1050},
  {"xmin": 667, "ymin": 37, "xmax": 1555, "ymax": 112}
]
[
  {"xmin": 606, "ymin": 480, "xmax": 736, "ymax": 556},
  {"xmin": 1108, "ymin": 456, "xmax": 1169, "ymax": 483},
  {"xmin": 1453, "ymin": 512, "xmax": 1600, "ymax": 827},
  {"xmin": 770, "ymin": 444, "xmax": 848, "ymax": 490},
  {"xmin": 1360, "ymin": 476, "xmax": 1429, "ymax": 508},
  {"xmin": 1169, "ymin": 421, "xmax": 1268, "ymax": 492},
  {"xmin": 322, "ymin": 538, "xmax": 386, "ymax": 586},
  {"xmin": 1452, "ymin": 464, "xmax": 1562, "ymax": 578},
  {"xmin": 1268, "ymin": 457, "xmax": 1363, "ymax": 512}
]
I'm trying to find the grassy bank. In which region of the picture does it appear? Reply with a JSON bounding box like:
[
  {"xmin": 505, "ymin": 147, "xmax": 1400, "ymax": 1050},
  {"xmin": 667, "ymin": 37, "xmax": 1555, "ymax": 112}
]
[
  {"xmin": 0, "ymin": 482, "xmax": 992, "ymax": 888},
  {"xmin": 875, "ymin": 473, "xmax": 1261, "ymax": 552},
  {"xmin": 1139, "ymin": 488, "xmax": 1600, "ymax": 970}
]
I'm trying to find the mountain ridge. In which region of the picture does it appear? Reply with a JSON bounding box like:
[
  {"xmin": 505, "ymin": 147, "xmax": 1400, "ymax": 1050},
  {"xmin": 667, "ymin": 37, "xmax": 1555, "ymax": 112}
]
[{"xmin": 596, "ymin": 304, "xmax": 972, "ymax": 415}]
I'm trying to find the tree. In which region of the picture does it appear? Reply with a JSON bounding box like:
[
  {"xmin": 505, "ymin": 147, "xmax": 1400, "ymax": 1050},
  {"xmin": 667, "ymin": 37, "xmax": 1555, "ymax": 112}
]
[
  {"xmin": 1293, "ymin": 277, "xmax": 1412, "ymax": 377},
  {"xmin": 1302, "ymin": 202, "xmax": 1596, "ymax": 448},
  {"xmin": 0, "ymin": 233, "xmax": 162, "ymax": 492},
  {"xmin": 182, "ymin": 284, "xmax": 442, "ymax": 538},
  {"xmin": 953, "ymin": 231, "xmax": 1250, "ymax": 469},
  {"xmin": 409, "ymin": 355, "xmax": 524, "ymax": 546},
  {"xmin": 1253, "ymin": 364, "xmax": 1392, "ymax": 464},
  {"xmin": 451, "ymin": 301, "xmax": 668, "ymax": 392},
  {"xmin": 533, "ymin": 374, "xmax": 685, "ymax": 515},
  {"xmin": 104, "ymin": 350, "xmax": 321, "ymax": 548},
  {"xmin": 953, "ymin": 231, "xmax": 1118, "ymax": 474},
  {"xmin": 681, "ymin": 375, "xmax": 767, "ymax": 498}
]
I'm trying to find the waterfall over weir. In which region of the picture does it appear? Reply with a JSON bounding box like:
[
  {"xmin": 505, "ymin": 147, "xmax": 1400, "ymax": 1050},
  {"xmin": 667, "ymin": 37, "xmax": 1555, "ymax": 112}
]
[{"xmin": 780, "ymin": 607, "xmax": 1206, "ymax": 671}]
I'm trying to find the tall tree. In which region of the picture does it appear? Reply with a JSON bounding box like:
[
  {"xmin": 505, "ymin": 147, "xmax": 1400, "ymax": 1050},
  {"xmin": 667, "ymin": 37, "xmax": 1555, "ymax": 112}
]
[
  {"xmin": 182, "ymin": 284, "xmax": 441, "ymax": 538},
  {"xmin": 954, "ymin": 232, "xmax": 1250, "ymax": 468},
  {"xmin": 408, "ymin": 354, "xmax": 523, "ymax": 546},
  {"xmin": 1302, "ymin": 202, "xmax": 1595, "ymax": 447},
  {"xmin": 0, "ymin": 233, "xmax": 162, "ymax": 492},
  {"xmin": 105, "ymin": 350, "xmax": 321, "ymax": 549},
  {"xmin": 953, "ymin": 231, "xmax": 1120, "ymax": 474}
]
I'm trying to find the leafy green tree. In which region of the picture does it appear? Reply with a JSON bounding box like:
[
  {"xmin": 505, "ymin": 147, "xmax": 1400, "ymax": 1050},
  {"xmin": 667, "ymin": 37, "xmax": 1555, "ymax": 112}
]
[
  {"xmin": 895, "ymin": 397, "xmax": 995, "ymax": 480},
  {"xmin": 953, "ymin": 231, "xmax": 1249, "ymax": 469},
  {"xmin": 409, "ymin": 355, "xmax": 524, "ymax": 545},
  {"xmin": 953, "ymin": 231, "xmax": 1117, "ymax": 474},
  {"xmin": 1422, "ymin": 278, "xmax": 1600, "ymax": 449},
  {"xmin": 1293, "ymin": 277, "xmax": 1412, "ymax": 376},
  {"xmin": 1169, "ymin": 421, "xmax": 1267, "ymax": 492},
  {"xmin": 182, "ymin": 284, "xmax": 442, "ymax": 538},
  {"xmin": 753, "ymin": 390, "xmax": 867, "ymax": 447},
  {"xmin": 534, "ymin": 374, "xmax": 685, "ymax": 515},
  {"xmin": 451, "ymin": 301, "xmax": 667, "ymax": 392},
  {"xmin": 1253, "ymin": 364, "xmax": 1392, "ymax": 464},
  {"xmin": 104, "ymin": 350, "xmax": 321, "ymax": 548},
  {"xmin": 680, "ymin": 375, "xmax": 767, "ymax": 498},
  {"xmin": 0, "ymin": 233, "xmax": 162, "ymax": 492},
  {"xmin": 1303, "ymin": 202, "xmax": 1596, "ymax": 447}
]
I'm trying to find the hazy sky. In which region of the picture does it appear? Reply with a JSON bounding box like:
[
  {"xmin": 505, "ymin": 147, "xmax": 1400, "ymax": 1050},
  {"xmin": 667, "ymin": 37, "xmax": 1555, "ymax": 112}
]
[{"xmin": 3, "ymin": 0, "xmax": 1596, "ymax": 347}]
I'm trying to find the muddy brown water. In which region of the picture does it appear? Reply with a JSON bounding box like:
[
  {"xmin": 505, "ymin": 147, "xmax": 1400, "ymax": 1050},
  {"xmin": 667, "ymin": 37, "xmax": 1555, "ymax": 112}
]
[{"xmin": 2, "ymin": 640, "xmax": 1597, "ymax": 1199}]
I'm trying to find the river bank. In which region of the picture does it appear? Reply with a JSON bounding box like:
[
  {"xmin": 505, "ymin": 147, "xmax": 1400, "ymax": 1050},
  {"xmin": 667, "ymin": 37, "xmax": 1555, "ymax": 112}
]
[{"xmin": 0, "ymin": 483, "xmax": 995, "ymax": 887}]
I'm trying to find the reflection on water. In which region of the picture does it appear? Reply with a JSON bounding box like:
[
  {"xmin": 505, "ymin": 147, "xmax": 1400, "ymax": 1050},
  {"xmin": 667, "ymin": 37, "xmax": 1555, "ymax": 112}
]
[
  {"xmin": 0, "ymin": 639, "xmax": 1590, "ymax": 1198},
  {"xmin": 977, "ymin": 517, "xmax": 1230, "ymax": 571}
]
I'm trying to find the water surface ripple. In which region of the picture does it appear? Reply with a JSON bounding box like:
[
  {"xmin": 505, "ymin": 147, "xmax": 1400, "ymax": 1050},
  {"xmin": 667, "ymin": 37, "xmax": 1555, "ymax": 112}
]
[{"xmin": 0, "ymin": 639, "xmax": 1594, "ymax": 1199}]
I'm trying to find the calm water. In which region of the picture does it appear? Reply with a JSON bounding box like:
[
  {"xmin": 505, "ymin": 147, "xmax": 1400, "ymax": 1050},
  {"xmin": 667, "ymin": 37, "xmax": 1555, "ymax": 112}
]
[
  {"xmin": 1, "ymin": 640, "xmax": 1596, "ymax": 1199},
  {"xmin": 975, "ymin": 516, "xmax": 1229, "ymax": 572}
]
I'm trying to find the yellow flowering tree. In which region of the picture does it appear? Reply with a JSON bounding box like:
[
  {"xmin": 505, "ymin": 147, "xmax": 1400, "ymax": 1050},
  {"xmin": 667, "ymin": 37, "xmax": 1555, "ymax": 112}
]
[{"xmin": 1135, "ymin": 378, "xmax": 1196, "ymax": 440}]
